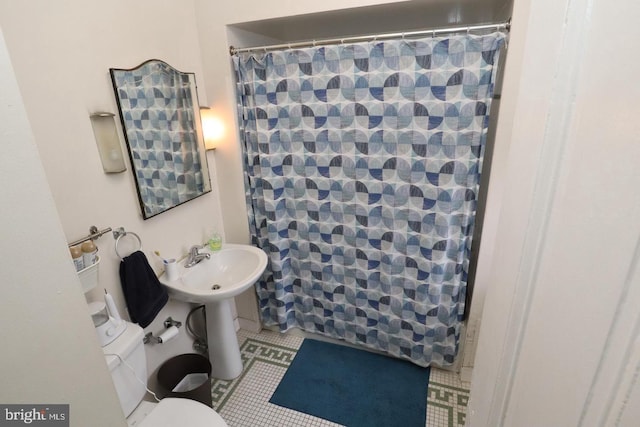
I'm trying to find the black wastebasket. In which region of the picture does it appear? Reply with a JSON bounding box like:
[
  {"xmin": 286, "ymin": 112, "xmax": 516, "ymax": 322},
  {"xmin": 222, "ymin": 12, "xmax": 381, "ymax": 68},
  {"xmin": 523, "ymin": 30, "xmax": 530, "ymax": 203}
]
[{"xmin": 157, "ymin": 354, "xmax": 212, "ymax": 408}]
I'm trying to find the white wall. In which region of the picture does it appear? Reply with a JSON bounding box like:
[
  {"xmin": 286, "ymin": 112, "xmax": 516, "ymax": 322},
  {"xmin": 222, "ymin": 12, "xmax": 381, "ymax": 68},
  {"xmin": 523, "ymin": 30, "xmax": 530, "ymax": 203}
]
[
  {"xmin": 0, "ymin": 27, "xmax": 125, "ymax": 426},
  {"xmin": 0, "ymin": 0, "xmax": 225, "ymax": 379},
  {"xmin": 467, "ymin": 0, "xmax": 640, "ymax": 424}
]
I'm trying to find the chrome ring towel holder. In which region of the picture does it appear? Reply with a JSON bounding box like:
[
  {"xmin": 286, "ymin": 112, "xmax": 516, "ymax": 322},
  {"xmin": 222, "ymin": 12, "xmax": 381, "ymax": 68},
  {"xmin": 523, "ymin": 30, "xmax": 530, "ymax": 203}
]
[{"xmin": 113, "ymin": 227, "xmax": 142, "ymax": 260}]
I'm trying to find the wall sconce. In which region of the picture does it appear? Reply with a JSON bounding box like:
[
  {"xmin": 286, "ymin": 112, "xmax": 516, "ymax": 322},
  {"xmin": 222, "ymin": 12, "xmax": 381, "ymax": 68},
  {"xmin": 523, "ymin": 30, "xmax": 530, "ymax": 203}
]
[
  {"xmin": 199, "ymin": 106, "xmax": 224, "ymax": 151},
  {"xmin": 89, "ymin": 112, "xmax": 126, "ymax": 173}
]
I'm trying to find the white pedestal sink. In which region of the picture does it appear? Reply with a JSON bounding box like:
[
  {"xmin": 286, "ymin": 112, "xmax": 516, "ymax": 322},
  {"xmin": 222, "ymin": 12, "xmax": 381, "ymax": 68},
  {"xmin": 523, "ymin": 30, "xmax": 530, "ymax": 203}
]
[{"xmin": 159, "ymin": 244, "xmax": 267, "ymax": 380}]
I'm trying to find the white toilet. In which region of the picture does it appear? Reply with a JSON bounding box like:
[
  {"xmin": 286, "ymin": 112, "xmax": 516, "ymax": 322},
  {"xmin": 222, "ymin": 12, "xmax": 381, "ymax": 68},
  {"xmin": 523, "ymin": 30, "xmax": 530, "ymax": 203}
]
[{"xmin": 102, "ymin": 320, "xmax": 228, "ymax": 427}]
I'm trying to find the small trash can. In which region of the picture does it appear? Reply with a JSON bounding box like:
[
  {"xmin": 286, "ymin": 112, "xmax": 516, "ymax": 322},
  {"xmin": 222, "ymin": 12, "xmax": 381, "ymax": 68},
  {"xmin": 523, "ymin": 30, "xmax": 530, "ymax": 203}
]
[{"xmin": 157, "ymin": 353, "xmax": 212, "ymax": 408}]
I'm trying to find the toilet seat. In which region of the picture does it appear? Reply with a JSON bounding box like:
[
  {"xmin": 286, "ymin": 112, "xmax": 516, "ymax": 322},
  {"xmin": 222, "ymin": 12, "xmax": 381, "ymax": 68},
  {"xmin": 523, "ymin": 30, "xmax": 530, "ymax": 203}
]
[{"xmin": 137, "ymin": 398, "xmax": 227, "ymax": 427}]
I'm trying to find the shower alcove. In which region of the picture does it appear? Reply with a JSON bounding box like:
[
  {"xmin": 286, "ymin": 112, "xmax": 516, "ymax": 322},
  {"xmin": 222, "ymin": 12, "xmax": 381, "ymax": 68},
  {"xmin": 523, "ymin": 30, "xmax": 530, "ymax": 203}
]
[{"xmin": 224, "ymin": 0, "xmax": 513, "ymax": 379}]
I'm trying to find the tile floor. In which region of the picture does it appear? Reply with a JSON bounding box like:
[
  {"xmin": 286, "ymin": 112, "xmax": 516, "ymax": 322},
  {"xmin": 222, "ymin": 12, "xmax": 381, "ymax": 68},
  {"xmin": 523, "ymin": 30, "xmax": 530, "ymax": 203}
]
[{"xmin": 211, "ymin": 329, "xmax": 470, "ymax": 427}]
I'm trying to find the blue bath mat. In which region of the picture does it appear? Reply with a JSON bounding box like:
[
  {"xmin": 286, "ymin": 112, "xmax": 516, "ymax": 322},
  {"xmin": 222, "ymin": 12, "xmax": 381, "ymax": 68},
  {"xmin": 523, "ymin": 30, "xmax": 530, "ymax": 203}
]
[{"xmin": 269, "ymin": 339, "xmax": 430, "ymax": 427}]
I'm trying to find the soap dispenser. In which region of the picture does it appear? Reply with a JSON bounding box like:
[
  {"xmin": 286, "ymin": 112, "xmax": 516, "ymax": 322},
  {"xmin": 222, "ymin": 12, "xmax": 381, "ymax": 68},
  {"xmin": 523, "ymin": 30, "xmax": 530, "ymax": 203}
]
[{"xmin": 208, "ymin": 232, "xmax": 222, "ymax": 252}]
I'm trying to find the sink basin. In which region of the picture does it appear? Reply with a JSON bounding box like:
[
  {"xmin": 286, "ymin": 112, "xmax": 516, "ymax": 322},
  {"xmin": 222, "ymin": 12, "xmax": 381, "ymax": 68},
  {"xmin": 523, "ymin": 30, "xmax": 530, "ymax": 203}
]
[{"xmin": 160, "ymin": 243, "xmax": 268, "ymax": 303}]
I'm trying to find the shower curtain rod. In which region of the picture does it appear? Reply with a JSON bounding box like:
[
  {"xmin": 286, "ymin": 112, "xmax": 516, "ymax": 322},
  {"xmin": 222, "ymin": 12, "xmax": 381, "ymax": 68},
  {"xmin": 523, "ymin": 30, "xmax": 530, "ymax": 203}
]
[{"xmin": 229, "ymin": 19, "xmax": 510, "ymax": 55}]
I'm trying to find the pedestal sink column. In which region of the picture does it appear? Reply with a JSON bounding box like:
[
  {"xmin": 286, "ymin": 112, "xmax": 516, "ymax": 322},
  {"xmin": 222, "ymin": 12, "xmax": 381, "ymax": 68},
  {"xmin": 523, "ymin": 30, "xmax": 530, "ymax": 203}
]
[{"xmin": 206, "ymin": 299, "xmax": 243, "ymax": 380}]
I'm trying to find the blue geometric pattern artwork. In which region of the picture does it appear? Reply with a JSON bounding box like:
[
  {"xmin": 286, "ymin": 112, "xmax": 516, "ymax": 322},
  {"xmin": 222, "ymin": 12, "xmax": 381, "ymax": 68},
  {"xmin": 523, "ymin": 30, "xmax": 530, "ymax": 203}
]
[
  {"xmin": 233, "ymin": 32, "xmax": 506, "ymax": 367},
  {"xmin": 111, "ymin": 60, "xmax": 209, "ymax": 218}
]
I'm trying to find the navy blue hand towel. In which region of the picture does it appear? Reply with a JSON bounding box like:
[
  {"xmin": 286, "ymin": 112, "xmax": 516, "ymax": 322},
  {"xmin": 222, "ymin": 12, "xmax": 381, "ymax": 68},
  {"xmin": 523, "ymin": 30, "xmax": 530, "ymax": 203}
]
[{"xmin": 119, "ymin": 250, "xmax": 168, "ymax": 328}]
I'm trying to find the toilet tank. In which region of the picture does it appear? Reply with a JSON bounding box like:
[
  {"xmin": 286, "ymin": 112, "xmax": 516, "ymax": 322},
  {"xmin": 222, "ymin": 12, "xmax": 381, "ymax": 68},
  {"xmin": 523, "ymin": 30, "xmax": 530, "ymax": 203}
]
[{"xmin": 102, "ymin": 321, "xmax": 147, "ymax": 417}]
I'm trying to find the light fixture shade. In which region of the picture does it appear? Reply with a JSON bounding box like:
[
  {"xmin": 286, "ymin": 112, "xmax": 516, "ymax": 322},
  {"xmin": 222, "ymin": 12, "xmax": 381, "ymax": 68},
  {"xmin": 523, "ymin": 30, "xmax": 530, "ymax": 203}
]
[
  {"xmin": 89, "ymin": 112, "xmax": 126, "ymax": 173},
  {"xmin": 199, "ymin": 106, "xmax": 223, "ymax": 150}
]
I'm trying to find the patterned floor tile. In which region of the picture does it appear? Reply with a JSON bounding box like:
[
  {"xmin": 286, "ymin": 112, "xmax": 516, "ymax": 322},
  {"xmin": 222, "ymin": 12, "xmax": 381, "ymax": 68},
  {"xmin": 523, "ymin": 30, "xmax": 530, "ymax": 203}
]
[{"xmin": 211, "ymin": 329, "xmax": 470, "ymax": 427}]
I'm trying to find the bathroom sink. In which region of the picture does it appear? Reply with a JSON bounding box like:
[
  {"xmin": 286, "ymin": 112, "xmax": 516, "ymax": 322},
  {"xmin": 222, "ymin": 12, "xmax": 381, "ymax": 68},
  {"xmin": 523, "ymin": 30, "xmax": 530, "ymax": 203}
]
[
  {"xmin": 159, "ymin": 243, "xmax": 267, "ymax": 380},
  {"xmin": 160, "ymin": 244, "xmax": 268, "ymax": 304}
]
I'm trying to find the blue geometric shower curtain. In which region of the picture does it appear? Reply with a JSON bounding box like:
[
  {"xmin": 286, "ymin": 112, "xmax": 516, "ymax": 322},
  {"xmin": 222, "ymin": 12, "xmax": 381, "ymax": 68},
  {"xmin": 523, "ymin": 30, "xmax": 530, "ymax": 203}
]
[{"xmin": 233, "ymin": 32, "xmax": 506, "ymax": 367}]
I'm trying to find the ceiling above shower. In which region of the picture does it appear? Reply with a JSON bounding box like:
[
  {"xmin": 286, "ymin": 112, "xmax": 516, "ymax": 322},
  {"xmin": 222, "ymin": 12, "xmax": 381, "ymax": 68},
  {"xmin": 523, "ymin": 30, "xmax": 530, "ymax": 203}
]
[{"xmin": 228, "ymin": 0, "xmax": 513, "ymax": 46}]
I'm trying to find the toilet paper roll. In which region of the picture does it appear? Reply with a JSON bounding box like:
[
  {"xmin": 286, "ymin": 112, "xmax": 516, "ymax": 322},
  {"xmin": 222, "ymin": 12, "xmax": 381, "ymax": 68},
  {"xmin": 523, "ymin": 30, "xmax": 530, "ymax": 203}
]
[{"xmin": 158, "ymin": 326, "xmax": 179, "ymax": 343}]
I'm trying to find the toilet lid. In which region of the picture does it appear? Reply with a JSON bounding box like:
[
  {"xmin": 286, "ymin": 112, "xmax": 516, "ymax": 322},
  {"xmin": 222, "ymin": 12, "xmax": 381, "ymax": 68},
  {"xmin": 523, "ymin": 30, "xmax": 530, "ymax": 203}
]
[{"xmin": 138, "ymin": 398, "xmax": 227, "ymax": 427}]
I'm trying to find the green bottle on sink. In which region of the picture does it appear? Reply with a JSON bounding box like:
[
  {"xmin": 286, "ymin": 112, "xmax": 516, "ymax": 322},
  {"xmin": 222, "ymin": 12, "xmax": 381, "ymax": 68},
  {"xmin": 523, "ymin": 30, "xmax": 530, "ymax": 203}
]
[{"xmin": 208, "ymin": 232, "xmax": 222, "ymax": 252}]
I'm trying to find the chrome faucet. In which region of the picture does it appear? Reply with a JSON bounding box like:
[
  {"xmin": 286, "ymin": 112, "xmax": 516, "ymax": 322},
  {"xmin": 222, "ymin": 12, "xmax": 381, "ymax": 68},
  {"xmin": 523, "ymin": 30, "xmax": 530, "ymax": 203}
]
[{"xmin": 185, "ymin": 245, "xmax": 210, "ymax": 268}]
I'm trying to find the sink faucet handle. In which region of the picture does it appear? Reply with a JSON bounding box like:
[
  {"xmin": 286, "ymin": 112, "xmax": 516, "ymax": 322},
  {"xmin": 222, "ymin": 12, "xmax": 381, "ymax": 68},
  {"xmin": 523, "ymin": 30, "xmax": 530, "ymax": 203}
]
[{"xmin": 185, "ymin": 244, "xmax": 211, "ymax": 268}]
